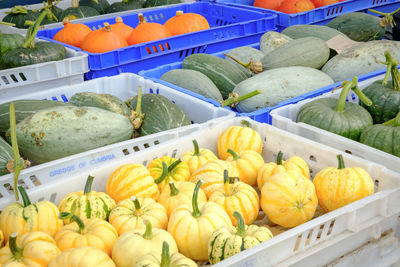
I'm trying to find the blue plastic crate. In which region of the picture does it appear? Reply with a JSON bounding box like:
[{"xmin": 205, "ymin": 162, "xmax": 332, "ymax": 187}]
[
  {"xmin": 139, "ymin": 43, "xmax": 391, "ymax": 124},
  {"xmin": 202, "ymin": 0, "xmax": 400, "ymax": 30},
  {"xmin": 36, "ymin": 2, "xmax": 277, "ymax": 79}
]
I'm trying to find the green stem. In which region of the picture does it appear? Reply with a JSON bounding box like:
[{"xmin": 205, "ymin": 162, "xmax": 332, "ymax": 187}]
[
  {"xmin": 169, "ymin": 182, "xmax": 180, "ymax": 196},
  {"xmin": 240, "ymin": 120, "xmax": 251, "ymax": 128},
  {"xmin": 221, "ymin": 90, "xmax": 261, "ymax": 107},
  {"xmin": 223, "ymin": 169, "xmax": 230, "ymax": 196},
  {"xmin": 334, "ymin": 77, "xmax": 357, "ymax": 112},
  {"xmin": 276, "ymin": 151, "xmax": 283, "ymax": 165},
  {"xmin": 192, "ymin": 180, "xmax": 202, "ymax": 218},
  {"xmin": 59, "ymin": 212, "xmax": 85, "ymax": 234},
  {"xmin": 382, "ymin": 51, "xmax": 400, "ymax": 91},
  {"xmin": 382, "ymin": 112, "xmax": 400, "ymax": 126},
  {"xmin": 23, "ymin": 10, "xmax": 48, "ymax": 48},
  {"xmin": 192, "ymin": 140, "xmax": 200, "ymax": 156},
  {"xmin": 227, "ymin": 149, "xmax": 239, "ymax": 160},
  {"xmin": 154, "ymin": 162, "xmax": 168, "ymax": 184},
  {"xmin": 0, "ymin": 21, "xmax": 16, "ymax": 26},
  {"xmin": 353, "ymin": 86, "xmax": 372, "ymax": 106},
  {"xmin": 143, "ymin": 221, "xmax": 153, "ymax": 240},
  {"xmin": 233, "ymin": 211, "xmax": 246, "ymax": 237},
  {"xmin": 18, "ymin": 186, "xmax": 31, "ymax": 207},
  {"xmin": 223, "ymin": 53, "xmax": 263, "ymax": 74},
  {"xmin": 337, "ymin": 155, "xmax": 345, "ymax": 170},
  {"xmin": 160, "ymin": 242, "xmax": 171, "ymax": 267},
  {"xmin": 131, "ymin": 196, "xmax": 142, "ymax": 210},
  {"xmin": 168, "ymin": 159, "xmax": 181, "ymax": 172},
  {"xmin": 6, "ymin": 6, "xmax": 28, "ymax": 15},
  {"xmin": 369, "ymin": 8, "xmax": 400, "ymax": 28},
  {"xmin": 9, "ymin": 233, "xmax": 22, "ymax": 260},
  {"xmin": 84, "ymin": 174, "xmax": 94, "ymax": 195},
  {"xmin": 10, "ymin": 103, "xmax": 22, "ymax": 201},
  {"xmin": 130, "ymin": 86, "xmax": 144, "ymax": 130},
  {"xmin": 223, "ymin": 53, "xmax": 251, "ymax": 68}
]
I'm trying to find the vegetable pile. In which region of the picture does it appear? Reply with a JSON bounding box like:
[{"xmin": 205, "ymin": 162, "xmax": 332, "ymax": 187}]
[{"xmin": 0, "ymin": 120, "xmax": 376, "ymax": 266}]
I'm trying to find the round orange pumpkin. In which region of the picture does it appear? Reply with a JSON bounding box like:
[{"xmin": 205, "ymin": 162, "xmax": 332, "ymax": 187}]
[
  {"xmin": 164, "ymin": 10, "xmax": 210, "ymax": 36},
  {"xmin": 111, "ymin": 17, "xmax": 134, "ymax": 41},
  {"xmin": 225, "ymin": 149, "xmax": 264, "ymax": 186},
  {"xmin": 253, "ymin": 0, "xmax": 285, "ymax": 10},
  {"xmin": 278, "ymin": 0, "xmax": 316, "ymax": 13},
  {"xmin": 127, "ymin": 13, "xmax": 171, "ymax": 46},
  {"xmin": 106, "ymin": 163, "xmax": 159, "ymax": 203},
  {"xmin": 81, "ymin": 22, "xmax": 128, "ymax": 53},
  {"xmin": 313, "ymin": 154, "xmax": 374, "ymax": 212},
  {"xmin": 53, "ymin": 18, "xmax": 92, "ymax": 47}
]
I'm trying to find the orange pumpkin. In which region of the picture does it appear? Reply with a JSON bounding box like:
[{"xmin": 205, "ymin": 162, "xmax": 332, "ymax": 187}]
[
  {"xmin": 127, "ymin": 13, "xmax": 171, "ymax": 46},
  {"xmin": 225, "ymin": 149, "xmax": 264, "ymax": 186},
  {"xmin": 111, "ymin": 17, "xmax": 134, "ymax": 41},
  {"xmin": 311, "ymin": 0, "xmax": 339, "ymax": 7},
  {"xmin": 253, "ymin": 0, "xmax": 285, "ymax": 10},
  {"xmin": 106, "ymin": 163, "xmax": 159, "ymax": 203},
  {"xmin": 53, "ymin": 18, "xmax": 92, "ymax": 47},
  {"xmin": 278, "ymin": 0, "xmax": 315, "ymax": 13},
  {"xmin": 81, "ymin": 22, "xmax": 128, "ymax": 53},
  {"xmin": 164, "ymin": 10, "xmax": 210, "ymax": 36}
]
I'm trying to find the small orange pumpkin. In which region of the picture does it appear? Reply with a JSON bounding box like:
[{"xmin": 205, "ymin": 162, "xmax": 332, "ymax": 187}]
[
  {"xmin": 81, "ymin": 22, "xmax": 128, "ymax": 53},
  {"xmin": 164, "ymin": 10, "xmax": 210, "ymax": 36},
  {"xmin": 225, "ymin": 149, "xmax": 264, "ymax": 186},
  {"xmin": 127, "ymin": 13, "xmax": 171, "ymax": 46},
  {"xmin": 111, "ymin": 17, "xmax": 134, "ymax": 41},
  {"xmin": 53, "ymin": 18, "xmax": 92, "ymax": 47},
  {"xmin": 253, "ymin": 0, "xmax": 285, "ymax": 10},
  {"xmin": 278, "ymin": 0, "xmax": 316, "ymax": 13}
]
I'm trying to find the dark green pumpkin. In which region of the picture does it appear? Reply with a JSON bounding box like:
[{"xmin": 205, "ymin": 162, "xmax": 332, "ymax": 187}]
[
  {"xmin": 359, "ymin": 113, "xmax": 400, "ymax": 156},
  {"xmin": 296, "ymin": 78, "xmax": 373, "ymax": 141},
  {"xmin": 60, "ymin": 0, "xmax": 100, "ymax": 21},
  {"xmin": 0, "ymin": 34, "xmax": 25, "ymax": 58},
  {"xmin": 361, "ymin": 52, "xmax": 400, "ymax": 124},
  {"xmin": 2, "ymin": 7, "xmax": 39, "ymax": 29},
  {"xmin": 127, "ymin": 92, "xmax": 191, "ymax": 136},
  {"xmin": 144, "ymin": 0, "xmax": 181, "ymax": 7},
  {"xmin": 0, "ymin": 137, "xmax": 13, "ymax": 176},
  {"xmin": 79, "ymin": 0, "xmax": 110, "ymax": 15},
  {"xmin": 106, "ymin": 0, "xmax": 142, "ymax": 13},
  {"xmin": 42, "ymin": 5, "xmax": 64, "ymax": 25}
]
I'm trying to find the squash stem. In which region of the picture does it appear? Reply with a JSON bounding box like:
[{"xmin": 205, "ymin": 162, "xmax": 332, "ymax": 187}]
[
  {"xmin": 59, "ymin": 212, "xmax": 86, "ymax": 234},
  {"xmin": 42, "ymin": 1, "xmax": 59, "ymax": 22},
  {"xmin": 143, "ymin": 221, "xmax": 153, "ymax": 240},
  {"xmin": 223, "ymin": 169, "xmax": 230, "ymax": 196},
  {"xmin": 192, "ymin": 140, "xmax": 200, "ymax": 156},
  {"xmin": 0, "ymin": 21, "xmax": 16, "ymax": 26},
  {"xmin": 233, "ymin": 211, "xmax": 246, "ymax": 237},
  {"xmin": 10, "ymin": 103, "xmax": 23, "ymax": 201},
  {"xmin": 337, "ymin": 154, "xmax": 345, "ymax": 170},
  {"xmin": 382, "ymin": 51, "xmax": 400, "ymax": 91},
  {"xmin": 382, "ymin": 112, "xmax": 400, "ymax": 126},
  {"xmin": 369, "ymin": 8, "xmax": 400, "ymax": 28},
  {"xmin": 223, "ymin": 53, "xmax": 263, "ymax": 74},
  {"xmin": 131, "ymin": 196, "xmax": 142, "ymax": 215},
  {"xmin": 71, "ymin": 0, "xmax": 79, "ymax": 8},
  {"xmin": 131, "ymin": 86, "xmax": 144, "ymax": 130},
  {"xmin": 240, "ymin": 120, "xmax": 252, "ymax": 128},
  {"xmin": 83, "ymin": 174, "xmax": 95, "ymax": 195},
  {"xmin": 6, "ymin": 6, "xmax": 28, "ymax": 15},
  {"xmin": 352, "ymin": 86, "xmax": 372, "ymax": 106},
  {"xmin": 221, "ymin": 90, "xmax": 261, "ymax": 107},
  {"xmin": 168, "ymin": 159, "xmax": 182, "ymax": 172},
  {"xmin": 192, "ymin": 180, "xmax": 203, "ymax": 218},
  {"xmin": 334, "ymin": 77, "xmax": 357, "ymax": 112},
  {"xmin": 104, "ymin": 22, "xmax": 111, "ymax": 32},
  {"xmin": 18, "ymin": 186, "xmax": 32, "ymax": 207},
  {"xmin": 9, "ymin": 233, "xmax": 22, "ymax": 260},
  {"xmin": 160, "ymin": 241, "xmax": 171, "ymax": 267},
  {"xmin": 23, "ymin": 10, "xmax": 48, "ymax": 49},
  {"xmin": 276, "ymin": 151, "xmax": 283, "ymax": 165},
  {"xmin": 169, "ymin": 182, "xmax": 180, "ymax": 196},
  {"xmin": 154, "ymin": 162, "xmax": 169, "ymax": 184},
  {"xmin": 227, "ymin": 149, "xmax": 239, "ymax": 160},
  {"xmin": 138, "ymin": 13, "xmax": 145, "ymax": 24}
]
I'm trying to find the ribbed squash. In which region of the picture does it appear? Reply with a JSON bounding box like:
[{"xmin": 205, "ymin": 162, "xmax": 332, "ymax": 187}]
[
  {"xmin": 79, "ymin": 0, "xmax": 111, "ymax": 14},
  {"xmin": 180, "ymin": 139, "xmax": 218, "ymax": 174},
  {"xmin": 218, "ymin": 120, "xmax": 263, "ymax": 160},
  {"xmin": 0, "ymin": 137, "xmax": 14, "ymax": 177},
  {"xmin": 136, "ymin": 241, "xmax": 197, "ymax": 267},
  {"xmin": 49, "ymin": 246, "xmax": 116, "ymax": 267},
  {"xmin": 106, "ymin": 163, "xmax": 160, "ymax": 203},
  {"xmin": 60, "ymin": 0, "xmax": 100, "ymax": 21},
  {"xmin": 81, "ymin": 22, "xmax": 128, "ymax": 53},
  {"xmin": 208, "ymin": 212, "xmax": 273, "ymax": 265},
  {"xmin": 111, "ymin": 17, "xmax": 134, "ymax": 41},
  {"xmin": 157, "ymin": 181, "xmax": 207, "ymax": 217},
  {"xmin": 53, "ymin": 18, "xmax": 92, "ymax": 48},
  {"xmin": 112, "ymin": 221, "xmax": 178, "ymax": 267},
  {"xmin": 58, "ymin": 175, "xmax": 116, "ymax": 223},
  {"xmin": 2, "ymin": 6, "xmax": 39, "ymax": 29},
  {"xmin": 313, "ymin": 155, "xmax": 374, "ymax": 212},
  {"xmin": 225, "ymin": 149, "xmax": 264, "ymax": 186},
  {"xmin": 148, "ymin": 156, "xmax": 190, "ymax": 190},
  {"xmin": 55, "ymin": 213, "xmax": 118, "ymax": 256},
  {"xmin": 127, "ymin": 13, "xmax": 171, "ymax": 45},
  {"xmin": 209, "ymin": 170, "xmax": 259, "ymax": 226},
  {"xmin": 106, "ymin": 0, "xmax": 142, "ymax": 13},
  {"xmin": 190, "ymin": 159, "xmax": 239, "ymax": 197},
  {"xmin": 257, "ymin": 151, "xmax": 310, "ymax": 189},
  {"xmin": 167, "ymin": 181, "xmax": 232, "ymax": 260},
  {"xmin": 0, "ymin": 232, "xmax": 60, "ymax": 266},
  {"xmin": 0, "ymin": 34, "xmax": 25, "ymax": 58},
  {"xmin": 164, "ymin": 10, "xmax": 210, "ymax": 36},
  {"xmin": 0, "ymin": 186, "xmax": 63, "ymax": 242},
  {"xmin": 261, "ymin": 171, "xmax": 318, "ymax": 228},
  {"xmin": 108, "ymin": 196, "xmax": 168, "ymax": 235}
]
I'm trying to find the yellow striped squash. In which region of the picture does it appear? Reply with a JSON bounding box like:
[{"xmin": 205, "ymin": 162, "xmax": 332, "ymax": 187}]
[
  {"xmin": 148, "ymin": 156, "xmax": 190, "ymax": 190},
  {"xmin": 180, "ymin": 139, "xmax": 218, "ymax": 174},
  {"xmin": 225, "ymin": 149, "xmax": 264, "ymax": 186},
  {"xmin": 49, "ymin": 247, "xmax": 116, "ymax": 267}
]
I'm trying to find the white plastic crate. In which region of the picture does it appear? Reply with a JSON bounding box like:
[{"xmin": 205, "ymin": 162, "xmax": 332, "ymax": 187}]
[
  {"xmin": 0, "ymin": 72, "xmax": 234, "ymax": 191},
  {"xmin": 2, "ymin": 117, "xmax": 399, "ymax": 266},
  {"xmin": 270, "ymin": 72, "xmax": 400, "ymax": 173},
  {"xmin": 0, "ymin": 38, "xmax": 88, "ymax": 95},
  {"xmin": 0, "ymin": 0, "xmax": 193, "ymax": 34}
]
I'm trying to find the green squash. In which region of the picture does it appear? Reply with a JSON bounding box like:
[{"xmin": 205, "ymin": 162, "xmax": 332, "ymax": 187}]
[
  {"xmin": 208, "ymin": 212, "xmax": 273, "ymax": 264},
  {"xmin": 224, "ymin": 46, "xmax": 265, "ymax": 78},
  {"xmin": 259, "ymin": 31, "xmax": 292, "ymax": 55},
  {"xmin": 359, "ymin": 113, "xmax": 400, "ymax": 157},
  {"xmin": 144, "ymin": 0, "xmax": 181, "ymax": 7},
  {"xmin": 106, "ymin": 0, "xmax": 142, "ymax": 13},
  {"xmin": 326, "ymin": 12, "xmax": 385, "ymax": 42},
  {"xmin": 0, "ymin": 137, "xmax": 13, "ymax": 176},
  {"xmin": 182, "ymin": 53, "xmax": 248, "ymax": 99},
  {"xmin": 60, "ymin": 0, "xmax": 100, "ymax": 21},
  {"xmin": 296, "ymin": 77, "xmax": 373, "ymax": 141},
  {"xmin": 361, "ymin": 51, "xmax": 400, "ymax": 124},
  {"xmin": 127, "ymin": 91, "xmax": 191, "ymax": 136},
  {"xmin": 0, "ymin": 34, "xmax": 25, "ymax": 58},
  {"xmin": 2, "ymin": 6, "xmax": 39, "ymax": 29},
  {"xmin": 79, "ymin": 0, "xmax": 110, "ymax": 14},
  {"xmin": 160, "ymin": 69, "xmax": 223, "ymax": 101}
]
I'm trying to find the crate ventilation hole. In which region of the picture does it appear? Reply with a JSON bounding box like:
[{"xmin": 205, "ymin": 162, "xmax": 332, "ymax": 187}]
[{"xmin": 326, "ymin": 6, "xmax": 343, "ymax": 16}]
